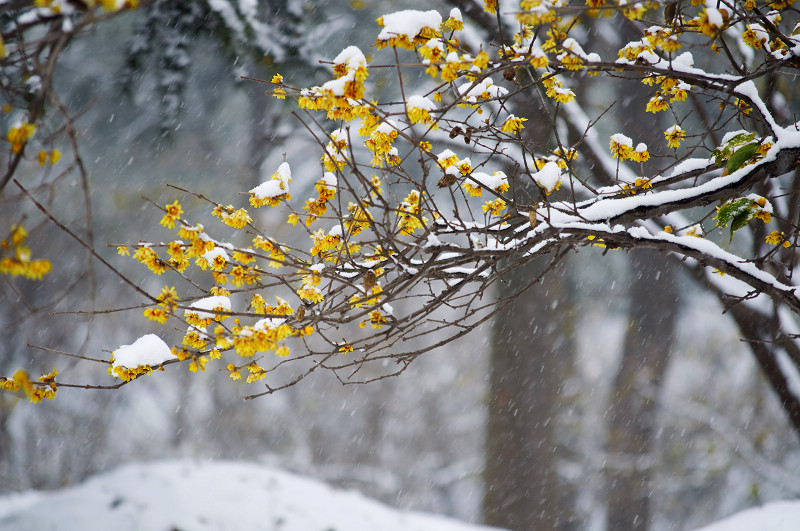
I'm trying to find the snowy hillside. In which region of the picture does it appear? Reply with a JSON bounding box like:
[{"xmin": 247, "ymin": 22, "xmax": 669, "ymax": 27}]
[
  {"xmin": 0, "ymin": 460, "xmax": 504, "ymax": 531},
  {"xmin": 695, "ymin": 501, "xmax": 800, "ymax": 531}
]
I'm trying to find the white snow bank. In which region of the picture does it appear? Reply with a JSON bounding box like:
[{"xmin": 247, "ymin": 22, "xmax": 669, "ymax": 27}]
[
  {"xmin": 0, "ymin": 460, "xmax": 507, "ymax": 531},
  {"xmin": 695, "ymin": 501, "xmax": 800, "ymax": 530}
]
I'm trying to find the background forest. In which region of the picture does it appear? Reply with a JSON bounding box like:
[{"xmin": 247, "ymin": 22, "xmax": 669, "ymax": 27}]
[{"xmin": 1, "ymin": 1, "xmax": 800, "ymax": 530}]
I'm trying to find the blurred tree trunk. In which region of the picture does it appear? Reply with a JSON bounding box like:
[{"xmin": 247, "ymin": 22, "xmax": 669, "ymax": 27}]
[
  {"xmin": 484, "ymin": 262, "xmax": 577, "ymax": 530},
  {"xmin": 606, "ymin": 251, "xmax": 678, "ymax": 529},
  {"xmin": 603, "ymin": 14, "xmax": 679, "ymax": 525}
]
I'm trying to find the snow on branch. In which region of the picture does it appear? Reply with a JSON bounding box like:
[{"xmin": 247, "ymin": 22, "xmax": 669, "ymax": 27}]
[{"xmin": 4, "ymin": 0, "xmax": 800, "ymax": 400}]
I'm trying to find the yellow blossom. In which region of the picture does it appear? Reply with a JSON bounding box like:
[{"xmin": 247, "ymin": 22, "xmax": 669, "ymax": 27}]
[
  {"xmin": 664, "ymin": 125, "xmax": 686, "ymax": 148},
  {"xmin": 227, "ymin": 364, "xmax": 242, "ymax": 380},
  {"xmin": 482, "ymin": 198, "xmax": 507, "ymax": 216},
  {"xmin": 298, "ymin": 286, "xmax": 324, "ymax": 304},
  {"xmin": 646, "ymin": 95, "xmax": 670, "ymax": 113},
  {"xmin": 473, "ymin": 50, "xmax": 490, "ymax": 70},
  {"xmin": 7, "ymin": 122, "xmax": 35, "ymax": 154},
  {"xmin": 500, "ymin": 115, "xmax": 527, "ymax": 135},
  {"xmin": 609, "ymin": 134, "xmax": 634, "ymax": 160},
  {"xmin": 159, "ymin": 200, "xmax": 183, "ymax": 228},
  {"xmin": 766, "ymin": 230, "xmax": 791, "ymax": 247}
]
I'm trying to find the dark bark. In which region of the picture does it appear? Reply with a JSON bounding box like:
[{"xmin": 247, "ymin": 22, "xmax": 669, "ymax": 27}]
[
  {"xmin": 484, "ymin": 260, "xmax": 576, "ymax": 530},
  {"xmin": 606, "ymin": 250, "xmax": 678, "ymax": 530}
]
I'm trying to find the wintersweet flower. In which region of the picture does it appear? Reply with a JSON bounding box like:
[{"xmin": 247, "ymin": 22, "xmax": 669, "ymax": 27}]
[
  {"xmin": 482, "ymin": 198, "xmax": 507, "ymax": 216},
  {"xmin": 631, "ymin": 143, "xmax": 650, "ymax": 162},
  {"xmin": 159, "ymin": 200, "xmax": 183, "ymax": 228},
  {"xmin": 375, "ymin": 10, "xmax": 442, "ymax": 50},
  {"xmin": 664, "ymin": 125, "xmax": 686, "ymax": 148},
  {"xmin": 766, "ymin": 230, "xmax": 791, "ymax": 247},
  {"xmin": 271, "ymin": 73, "xmax": 286, "ymax": 99},
  {"xmin": 609, "ymin": 134, "xmax": 634, "ymax": 160},
  {"xmin": 500, "ymin": 115, "xmax": 527, "ymax": 134},
  {"xmin": 7, "ymin": 122, "xmax": 35, "ymax": 154},
  {"xmin": 406, "ymin": 95, "xmax": 437, "ymax": 125}
]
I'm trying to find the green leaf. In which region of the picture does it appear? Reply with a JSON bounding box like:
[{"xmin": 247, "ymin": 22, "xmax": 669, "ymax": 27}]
[
  {"xmin": 715, "ymin": 198, "xmax": 752, "ymax": 228},
  {"xmin": 712, "ymin": 131, "xmax": 757, "ymax": 167},
  {"xmin": 730, "ymin": 210, "xmax": 752, "ymax": 239},
  {"xmin": 726, "ymin": 142, "xmax": 758, "ymax": 174},
  {"xmin": 715, "ymin": 197, "xmax": 757, "ymax": 241}
]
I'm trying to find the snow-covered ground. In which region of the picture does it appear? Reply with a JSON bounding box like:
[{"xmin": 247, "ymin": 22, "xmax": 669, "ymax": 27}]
[
  {"xmin": 0, "ymin": 458, "xmax": 797, "ymax": 530},
  {"xmin": 694, "ymin": 501, "xmax": 800, "ymax": 531},
  {"xmin": 0, "ymin": 460, "xmax": 504, "ymax": 531}
]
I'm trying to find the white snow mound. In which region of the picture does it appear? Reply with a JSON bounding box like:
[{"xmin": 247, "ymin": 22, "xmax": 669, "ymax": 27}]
[{"xmin": 0, "ymin": 460, "xmax": 507, "ymax": 531}]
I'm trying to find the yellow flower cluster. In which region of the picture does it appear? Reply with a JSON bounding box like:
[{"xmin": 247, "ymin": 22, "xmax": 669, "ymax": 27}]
[
  {"xmin": 621, "ymin": 1, "xmax": 650, "ymax": 20},
  {"xmin": 360, "ymin": 309, "xmax": 388, "ymax": 329},
  {"xmin": 406, "ymin": 95, "xmax": 437, "ymax": 125},
  {"xmin": 643, "ymin": 75, "xmax": 690, "ymax": 113},
  {"xmin": 298, "ymin": 285, "xmax": 324, "ymax": 303},
  {"xmin": 310, "ymin": 227, "xmax": 344, "ymax": 260},
  {"xmin": 143, "ymin": 286, "xmax": 179, "ymax": 324},
  {"xmin": 517, "ymin": 0, "xmax": 558, "ymax": 26},
  {"xmin": 397, "ymin": 190, "xmax": 428, "ymax": 235},
  {"xmin": 344, "ymin": 202, "xmax": 373, "ymax": 236},
  {"xmin": 37, "ymin": 149, "xmax": 61, "ymax": 166},
  {"xmin": 643, "ymin": 27, "xmax": 682, "ymax": 53},
  {"xmin": 622, "ymin": 178, "xmax": 653, "ymax": 195},
  {"xmin": 766, "ymin": 230, "xmax": 792, "ymax": 247},
  {"xmin": 462, "ymin": 171, "xmax": 510, "ymax": 197},
  {"xmin": 212, "ymin": 204, "xmax": 252, "ymax": 229},
  {"xmin": 299, "ymin": 46, "xmax": 369, "ymax": 121},
  {"xmin": 252, "ymin": 236, "xmax": 285, "ymax": 268},
  {"xmin": 500, "ymin": 115, "xmax": 527, "ymax": 135},
  {"xmin": 177, "ymin": 224, "xmax": 215, "ymax": 258},
  {"xmin": 230, "ymin": 319, "xmax": 298, "ymax": 358},
  {"xmin": 751, "ymin": 196, "xmax": 771, "ymax": 223},
  {"xmin": 271, "ymin": 73, "xmax": 286, "ymax": 99},
  {"xmin": 0, "ymin": 368, "xmax": 57, "ymax": 403},
  {"xmin": 690, "ymin": 7, "xmax": 730, "ymax": 37},
  {"xmin": 609, "ymin": 134, "xmax": 650, "ymax": 162},
  {"xmin": 365, "ymin": 122, "xmax": 400, "ymax": 167},
  {"xmin": 109, "ymin": 361, "xmax": 158, "ymax": 382},
  {"xmin": 482, "ymin": 198, "xmax": 507, "ymax": 216},
  {"xmin": 133, "ymin": 245, "xmax": 170, "ymax": 275},
  {"xmin": 322, "ymin": 130, "xmax": 349, "ymax": 172},
  {"xmin": 0, "ymin": 224, "xmax": 52, "ymax": 280},
  {"xmin": 302, "ymin": 173, "xmax": 338, "ymax": 225},
  {"xmin": 664, "ymin": 125, "xmax": 686, "ymax": 148},
  {"xmin": 375, "ymin": 12, "xmax": 440, "ymax": 50},
  {"xmin": 159, "ymin": 200, "xmax": 183, "ymax": 228},
  {"xmin": 250, "ymin": 163, "xmax": 292, "ymax": 208},
  {"xmin": 7, "ymin": 122, "xmax": 35, "ymax": 154},
  {"xmin": 542, "ymin": 76, "xmax": 575, "ymax": 104}
]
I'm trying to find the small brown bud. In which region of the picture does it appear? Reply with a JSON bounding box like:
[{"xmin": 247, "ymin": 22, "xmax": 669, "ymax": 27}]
[
  {"xmin": 503, "ymin": 66, "xmax": 517, "ymax": 82},
  {"xmin": 664, "ymin": 2, "xmax": 678, "ymax": 25},
  {"xmin": 438, "ymin": 173, "xmax": 458, "ymax": 188},
  {"xmin": 528, "ymin": 208, "xmax": 538, "ymax": 228},
  {"xmin": 295, "ymin": 305, "xmax": 306, "ymax": 321},
  {"xmin": 449, "ymin": 126, "xmax": 462, "ymax": 139},
  {"xmin": 363, "ymin": 270, "xmax": 377, "ymax": 290}
]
